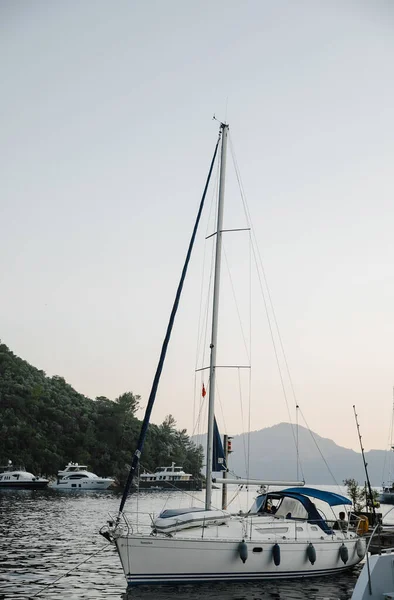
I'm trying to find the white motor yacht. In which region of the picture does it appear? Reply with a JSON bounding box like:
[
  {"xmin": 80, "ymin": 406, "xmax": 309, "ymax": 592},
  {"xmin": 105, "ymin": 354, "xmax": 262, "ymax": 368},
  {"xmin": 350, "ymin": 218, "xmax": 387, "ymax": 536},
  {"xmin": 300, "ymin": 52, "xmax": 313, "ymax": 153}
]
[
  {"xmin": 137, "ymin": 462, "xmax": 202, "ymax": 491},
  {"xmin": 0, "ymin": 461, "xmax": 49, "ymax": 489},
  {"xmin": 50, "ymin": 462, "xmax": 114, "ymax": 490}
]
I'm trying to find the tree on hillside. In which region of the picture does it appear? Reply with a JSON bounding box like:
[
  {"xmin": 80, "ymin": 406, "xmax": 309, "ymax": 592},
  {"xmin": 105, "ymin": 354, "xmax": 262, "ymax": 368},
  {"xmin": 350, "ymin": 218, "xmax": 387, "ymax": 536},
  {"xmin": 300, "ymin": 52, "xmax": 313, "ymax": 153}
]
[
  {"xmin": 115, "ymin": 391, "xmax": 140, "ymax": 416},
  {"xmin": 0, "ymin": 342, "xmax": 203, "ymax": 481}
]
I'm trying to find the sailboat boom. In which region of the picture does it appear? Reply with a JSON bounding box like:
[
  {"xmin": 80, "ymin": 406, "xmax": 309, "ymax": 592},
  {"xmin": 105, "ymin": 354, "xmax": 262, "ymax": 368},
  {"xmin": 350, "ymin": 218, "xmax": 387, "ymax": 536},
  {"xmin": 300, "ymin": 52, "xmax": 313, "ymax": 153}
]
[{"xmin": 212, "ymin": 478, "xmax": 305, "ymax": 486}]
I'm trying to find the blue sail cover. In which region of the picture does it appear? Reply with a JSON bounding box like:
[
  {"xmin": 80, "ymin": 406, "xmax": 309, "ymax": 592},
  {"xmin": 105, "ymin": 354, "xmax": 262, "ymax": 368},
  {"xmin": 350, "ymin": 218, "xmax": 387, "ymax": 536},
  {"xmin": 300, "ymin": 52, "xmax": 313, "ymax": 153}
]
[
  {"xmin": 212, "ymin": 417, "xmax": 226, "ymax": 472},
  {"xmin": 282, "ymin": 487, "xmax": 352, "ymax": 506}
]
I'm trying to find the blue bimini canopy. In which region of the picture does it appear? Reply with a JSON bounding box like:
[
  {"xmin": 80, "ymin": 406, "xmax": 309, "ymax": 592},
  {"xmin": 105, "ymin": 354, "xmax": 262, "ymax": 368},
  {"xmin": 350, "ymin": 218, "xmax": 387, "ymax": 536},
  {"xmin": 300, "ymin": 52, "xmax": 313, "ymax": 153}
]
[{"xmin": 282, "ymin": 487, "xmax": 352, "ymax": 507}]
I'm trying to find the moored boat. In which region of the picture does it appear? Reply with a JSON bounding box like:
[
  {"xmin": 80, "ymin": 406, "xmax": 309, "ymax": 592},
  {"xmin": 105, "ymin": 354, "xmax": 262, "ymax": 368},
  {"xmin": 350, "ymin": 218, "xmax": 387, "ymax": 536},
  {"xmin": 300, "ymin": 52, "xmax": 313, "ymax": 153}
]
[
  {"xmin": 112, "ymin": 485, "xmax": 366, "ymax": 586},
  {"xmin": 137, "ymin": 463, "xmax": 202, "ymax": 491},
  {"xmin": 49, "ymin": 462, "xmax": 114, "ymax": 490},
  {"xmin": 0, "ymin": 461, "xmax": 48, "ymax": 489}
]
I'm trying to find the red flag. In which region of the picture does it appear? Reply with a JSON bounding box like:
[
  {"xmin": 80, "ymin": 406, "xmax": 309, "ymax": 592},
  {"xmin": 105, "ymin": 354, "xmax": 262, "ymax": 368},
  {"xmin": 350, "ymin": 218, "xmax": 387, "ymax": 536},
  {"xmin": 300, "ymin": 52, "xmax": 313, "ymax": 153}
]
[{"xmin": 202, "ymin": 383, "xmax": 206, "ymax": 397}]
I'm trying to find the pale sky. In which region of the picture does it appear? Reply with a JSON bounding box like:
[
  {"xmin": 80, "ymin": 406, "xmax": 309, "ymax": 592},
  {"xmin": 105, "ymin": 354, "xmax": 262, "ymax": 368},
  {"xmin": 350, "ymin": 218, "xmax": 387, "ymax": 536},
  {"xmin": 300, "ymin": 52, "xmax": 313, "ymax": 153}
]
[{"xmin": 1, "ymin": 1, "xmax": 394, "ymax": 452}]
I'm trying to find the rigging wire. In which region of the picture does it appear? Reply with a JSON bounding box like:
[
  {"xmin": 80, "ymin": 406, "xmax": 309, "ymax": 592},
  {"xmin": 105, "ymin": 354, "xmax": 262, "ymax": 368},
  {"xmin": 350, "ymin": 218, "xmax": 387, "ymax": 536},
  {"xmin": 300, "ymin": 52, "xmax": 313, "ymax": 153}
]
[
  {"xmin": 28, "ymin": 543, "xmax": 111, "ymax": 598},
  {"xmin": 117, "ymin": 129, "xmax": 222, "ymax": 517},
  {"xmin": 195, "ymin": 155, "xmax": 220, "ymax": 368},
  {"xmin": 381, "ymin": 387, "xmax": 394, "ymax": 486},
  {"xmin": 192, "ymin": 155, "xmax": 220, "ymax": 443},
  {"xmin": 249, "ymin": 227, "xmax": 297, "ymax": 446},
  {"xmin": 220, "ymin": 241, "xmax": 252, "ymax": 477},
  {"xmin": 230, "ymin": 136, "xmax": 342, "ymax": 488},
  {"xmin": 229, "ymin": 133, "xmax": 302, "ymax": 476},
  {"xmin": 297, "ymin": 406, "xmax": 336, "ymax": 486},
  {"xmin": 237, "ymin": 366, "xmax": 247, "ymax": 472},
  {"xmin": 222, "ymin": 243, "xmax": 251, "ymax": 363},
  {"xmin": 215, "ymin": 380, "xmax": 227, "ymax": 437},
  {"xmin": 247, "ymin": 230, "xmax": 252, "ymax": 490}
]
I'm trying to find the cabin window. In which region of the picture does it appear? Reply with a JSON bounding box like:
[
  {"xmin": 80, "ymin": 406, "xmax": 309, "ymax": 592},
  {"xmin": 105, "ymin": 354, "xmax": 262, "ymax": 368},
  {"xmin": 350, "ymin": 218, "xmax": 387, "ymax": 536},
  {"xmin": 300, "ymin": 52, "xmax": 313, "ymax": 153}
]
[
  {"xmin": 256, "ymin": 527, "xmax": 289, "ymax": 534},
  {"xmin": 253, "ymin": 547, "xmax": 263, "ymax": 553},
  {"xmin": 310, "ymin": 526, "xmax": 318, "ymax": 531},
  {"xmin": 275, "ymin": 498, "xmax": 308, "ymax": 520},
  {"xmin": 296, "ymin": 527, "xmax": 304, "ymax": 531}
]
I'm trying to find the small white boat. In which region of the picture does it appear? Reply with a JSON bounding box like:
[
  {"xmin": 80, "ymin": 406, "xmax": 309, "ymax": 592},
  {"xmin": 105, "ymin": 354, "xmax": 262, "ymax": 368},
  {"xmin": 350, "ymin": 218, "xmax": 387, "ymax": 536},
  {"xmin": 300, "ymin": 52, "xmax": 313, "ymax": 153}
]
[
  {"xmin": 0, "ymin": 461, "xmax": 48, "ymax": 489},
  {"xmin": 50, "ymin": 462, "xmax": 114, "ymax": 490}
]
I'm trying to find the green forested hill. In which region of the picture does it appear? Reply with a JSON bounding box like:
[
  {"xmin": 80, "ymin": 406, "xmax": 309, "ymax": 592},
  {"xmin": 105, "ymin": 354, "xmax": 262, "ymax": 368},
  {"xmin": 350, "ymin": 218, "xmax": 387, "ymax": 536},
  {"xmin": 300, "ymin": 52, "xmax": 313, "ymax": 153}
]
[{"xmin": 0, "ymin": 342, "xmax": 203, "ymax": 483}]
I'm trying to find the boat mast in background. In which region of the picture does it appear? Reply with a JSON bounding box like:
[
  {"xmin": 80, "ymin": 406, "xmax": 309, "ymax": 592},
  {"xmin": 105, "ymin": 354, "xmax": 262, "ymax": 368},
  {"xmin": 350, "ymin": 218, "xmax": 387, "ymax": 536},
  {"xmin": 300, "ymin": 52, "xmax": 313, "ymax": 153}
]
[
  {"xmin": 388, "ymin": 387, "xmax": 394, "ymax": 485},
  {"xmin": 205, "ymin": 122, "xmax": 228, "ymax": 511},
  {"xmin": 353, "ymin": 404, "xmax": 377, "ymax": 523}
]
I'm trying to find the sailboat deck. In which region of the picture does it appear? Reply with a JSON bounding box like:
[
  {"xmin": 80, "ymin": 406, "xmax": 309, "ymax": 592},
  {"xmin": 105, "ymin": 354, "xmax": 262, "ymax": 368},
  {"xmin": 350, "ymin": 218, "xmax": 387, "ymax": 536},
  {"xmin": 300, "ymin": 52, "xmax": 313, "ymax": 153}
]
[{"xmin": 121, "ymin": 512, "xmax": 353, "ymax": 543}]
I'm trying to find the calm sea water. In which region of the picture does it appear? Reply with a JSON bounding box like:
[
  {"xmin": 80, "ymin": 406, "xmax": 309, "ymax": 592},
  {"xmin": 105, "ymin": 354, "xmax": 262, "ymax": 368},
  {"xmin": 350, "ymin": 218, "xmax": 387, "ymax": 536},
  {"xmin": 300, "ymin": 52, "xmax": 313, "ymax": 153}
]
[{"xmin": 1, "ymin": 485, "xmax": 390, "ymax": 600}]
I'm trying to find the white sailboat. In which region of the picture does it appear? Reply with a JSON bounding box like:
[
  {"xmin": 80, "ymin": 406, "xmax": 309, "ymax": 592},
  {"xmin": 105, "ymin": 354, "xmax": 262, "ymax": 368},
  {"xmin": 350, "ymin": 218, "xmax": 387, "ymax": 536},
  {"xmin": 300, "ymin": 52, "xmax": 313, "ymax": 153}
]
[{"xmin": 102, "ymin": 122, "xmax": 366, "ymax": 586}]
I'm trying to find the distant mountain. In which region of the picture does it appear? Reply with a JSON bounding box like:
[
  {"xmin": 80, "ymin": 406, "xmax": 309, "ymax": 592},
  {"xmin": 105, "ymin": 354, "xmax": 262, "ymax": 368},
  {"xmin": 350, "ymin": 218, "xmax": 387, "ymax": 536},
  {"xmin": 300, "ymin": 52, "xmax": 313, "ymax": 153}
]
[{"xmin": 194, "ymin": 422, "xmax": 391, "ymax": 486}]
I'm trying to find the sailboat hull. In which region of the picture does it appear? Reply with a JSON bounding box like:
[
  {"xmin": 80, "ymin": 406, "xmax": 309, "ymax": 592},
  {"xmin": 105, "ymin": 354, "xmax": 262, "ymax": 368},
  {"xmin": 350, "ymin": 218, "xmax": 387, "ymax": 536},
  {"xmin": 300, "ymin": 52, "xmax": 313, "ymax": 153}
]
[{"xmin": 115, "ymin": 533, "xmax": 365, "ymax": 586}]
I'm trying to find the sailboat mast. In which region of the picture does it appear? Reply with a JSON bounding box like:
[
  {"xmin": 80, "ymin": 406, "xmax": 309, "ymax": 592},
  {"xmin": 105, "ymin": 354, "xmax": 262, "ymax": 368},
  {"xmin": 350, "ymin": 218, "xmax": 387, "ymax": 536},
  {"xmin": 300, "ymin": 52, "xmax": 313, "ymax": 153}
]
[{"xmin": 206, "ymin": 122, "xmax": 229, "ymax": 510}]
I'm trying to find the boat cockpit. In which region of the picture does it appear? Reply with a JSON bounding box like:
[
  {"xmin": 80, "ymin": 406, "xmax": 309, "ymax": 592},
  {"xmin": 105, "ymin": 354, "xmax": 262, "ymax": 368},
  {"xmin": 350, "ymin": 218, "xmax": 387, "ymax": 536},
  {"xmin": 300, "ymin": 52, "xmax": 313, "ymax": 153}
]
[{"xmin": 249, "ymin": 487, "xmax": 352, "ymax": 534}]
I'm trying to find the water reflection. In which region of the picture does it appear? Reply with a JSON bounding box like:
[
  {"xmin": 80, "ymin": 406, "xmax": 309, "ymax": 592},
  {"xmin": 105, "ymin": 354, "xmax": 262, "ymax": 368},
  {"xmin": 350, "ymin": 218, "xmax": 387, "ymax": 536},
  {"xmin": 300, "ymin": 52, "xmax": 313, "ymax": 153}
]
[{"xmin": 121, "ymin": 568, "xmax": 362, "ymax": 600}]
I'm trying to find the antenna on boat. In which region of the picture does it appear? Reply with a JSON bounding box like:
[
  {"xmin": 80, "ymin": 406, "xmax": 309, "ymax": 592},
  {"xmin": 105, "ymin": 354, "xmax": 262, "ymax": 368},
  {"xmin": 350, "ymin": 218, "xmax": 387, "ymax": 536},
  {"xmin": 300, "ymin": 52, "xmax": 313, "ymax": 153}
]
[
  {"xmin": 205, "ymin": 121, "xmax": 229, "ymax": 511},
  {"xmin": 353, "ymin": 404, "xmax": 377, "ymax": 523}
]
